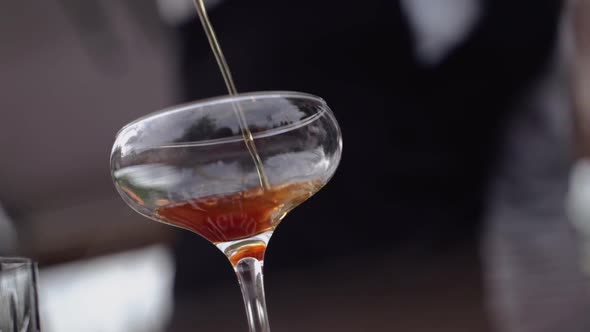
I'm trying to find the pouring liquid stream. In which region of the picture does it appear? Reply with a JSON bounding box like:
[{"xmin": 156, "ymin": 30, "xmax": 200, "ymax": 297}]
[{"xmin": 192, "ymin": 0, "xmax": 270, "ymax": 190}]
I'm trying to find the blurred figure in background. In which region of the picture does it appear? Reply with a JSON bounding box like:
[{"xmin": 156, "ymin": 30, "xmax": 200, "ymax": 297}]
[
  {"xmin": 569, "ymin": 2, "xmax": 590, "ymax": 276},
  {"xmin": 157, "ymin": 0, "xmax": 590, "ymax": 331},
  {"xmin": 483, "ymin": 18, "xmax": 590, "ymax": 330}
]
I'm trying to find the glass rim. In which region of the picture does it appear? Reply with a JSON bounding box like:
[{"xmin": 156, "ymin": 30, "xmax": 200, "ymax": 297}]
[
  {"xmin": 0, "ymin": 257, "xmax": 36, "ymax": 271},
  {"xmin": 116, "ymin": 90, "xmax": 329, "ymax": 140}
]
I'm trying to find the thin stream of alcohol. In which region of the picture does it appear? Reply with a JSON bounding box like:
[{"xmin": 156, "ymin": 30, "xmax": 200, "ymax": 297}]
[{"xmin": 192, "ymin": 0, "xmax": 271, "ymax": 190}]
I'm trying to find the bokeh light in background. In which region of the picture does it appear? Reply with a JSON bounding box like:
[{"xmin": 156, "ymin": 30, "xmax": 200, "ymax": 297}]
[{"xmin": 569, "ymin": 160, "xmax": 590, "ymax": 275}]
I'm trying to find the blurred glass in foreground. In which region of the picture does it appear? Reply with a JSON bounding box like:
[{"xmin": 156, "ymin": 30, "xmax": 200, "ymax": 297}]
[{"xmin": 0, "ymin": 258, "xmax": 40, "ymax": 332}]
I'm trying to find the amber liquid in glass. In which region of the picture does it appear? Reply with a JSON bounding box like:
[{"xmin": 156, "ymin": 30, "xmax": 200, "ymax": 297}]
[{"xmin": 156, "ymin": 181, "xmax": 321, "ymax": 263}]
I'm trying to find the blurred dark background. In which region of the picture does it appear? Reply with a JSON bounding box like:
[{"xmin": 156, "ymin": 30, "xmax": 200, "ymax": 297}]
[{"xmin": 2, "ymin": 0, "xmax": 590, "ymax": 331}]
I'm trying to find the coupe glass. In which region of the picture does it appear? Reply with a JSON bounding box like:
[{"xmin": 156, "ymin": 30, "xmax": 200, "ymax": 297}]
[{"xmin": 110, "ymin": 91, "xmax": 342, "ymax": 332}]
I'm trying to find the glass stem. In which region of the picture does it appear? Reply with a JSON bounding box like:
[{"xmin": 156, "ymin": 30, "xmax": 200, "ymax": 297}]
[{"xmin": 235, "ymin": 257, "xmax": 271, "ymax": 332}]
